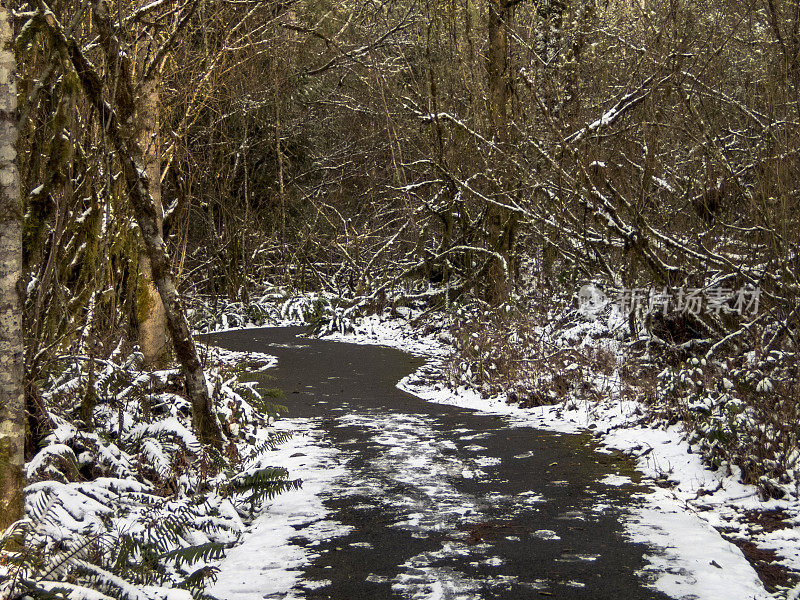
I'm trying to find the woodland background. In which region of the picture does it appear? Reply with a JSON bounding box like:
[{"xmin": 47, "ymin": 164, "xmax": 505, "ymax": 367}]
[{"xmin": 1, "ymin": 0, "xmax": 800, "ymax": 596}]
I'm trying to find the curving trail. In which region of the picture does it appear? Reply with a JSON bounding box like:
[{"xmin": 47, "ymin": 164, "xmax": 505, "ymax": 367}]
[{"xmin": 205, "ymin": 327, "xmax": 669, "ymax": 600}]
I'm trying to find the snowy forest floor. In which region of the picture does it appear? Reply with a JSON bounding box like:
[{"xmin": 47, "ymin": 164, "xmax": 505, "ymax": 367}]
[
  {"xmin": 6, "ymin": 289, "xmax": 800, "ymax": 600},
  {"xmin": 197, "ymin": 291, "xmax": 800, "ymax": 600}
]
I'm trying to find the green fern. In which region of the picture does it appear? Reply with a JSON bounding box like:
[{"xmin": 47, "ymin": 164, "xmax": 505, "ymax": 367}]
[
  {"xmin": 227, "ymin": 467, "xmax": 302, "ymax": 514},
  {"xmin": 159, "ymin": 542, "xmax": 226, "ymax": 571},
  {"xmin": 178, "ymin": 565, "xmax": 221, "ymax": 596},
  {"xmin": 234, "ymin": 384, "xmax": 287, "ymax": 421},
  {"xmin": 247, "ymin": 431, "xmax": 294, "ymax": 458}
]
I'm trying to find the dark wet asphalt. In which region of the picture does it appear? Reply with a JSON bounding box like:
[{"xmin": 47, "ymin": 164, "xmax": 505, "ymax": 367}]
[{"xmin": 203, "ymin": 327, "xmax": 668, "ymax": 600}]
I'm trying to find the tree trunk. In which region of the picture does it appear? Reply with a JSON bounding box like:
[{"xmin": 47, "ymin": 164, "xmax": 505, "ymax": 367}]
[
  {"xmin": 487, "ymin": 0, "xmax": 510, "ymax": 138},
  {"xmin": 120, "ymin": 131, "xmax": 223, "ymax": 448},
  {"xmin": 485, "ymin": 0, "xmax": 514, "ymax": 304},
  {"xmin": 137, "ymin": 78, "xmax": 170, "ymax": 369},
  {"xmin": 55, "ymin": 0, "xmax": 224, "ymax": 448},
  {"xmin": 0, "ymin": 0, "xmax": 25, "ymax": 531}
]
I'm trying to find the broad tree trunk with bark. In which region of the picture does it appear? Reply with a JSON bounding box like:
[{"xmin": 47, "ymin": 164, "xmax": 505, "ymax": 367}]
[
  {"xmin": 0, "ymin": 0, "xmax": 25, "ymax": 531},
  {"xmin": 484, "ymin": 0, "xmax": 516, "ymax": 304}
]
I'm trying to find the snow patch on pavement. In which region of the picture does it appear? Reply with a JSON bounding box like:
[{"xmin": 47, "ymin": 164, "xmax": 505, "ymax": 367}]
[
  {"xmin": 211, "ymin": 403, "xmax": 545, "ymax": 600},
  {"xmin": 601, "ymin": 474, "xmax": 634, "ymax": 486},
  {"xmin": 208, "ymin": 418, "xmax": 350, "ymax": 600}
]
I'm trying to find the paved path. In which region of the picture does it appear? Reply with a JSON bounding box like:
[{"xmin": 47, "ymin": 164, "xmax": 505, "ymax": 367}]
[{"xmin": 205, "ymin": 327, "xmax": 669, "ymax": 600}]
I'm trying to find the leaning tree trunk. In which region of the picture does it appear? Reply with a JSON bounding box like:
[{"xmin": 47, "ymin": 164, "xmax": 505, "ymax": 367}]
[
  {"xmin": 51, "ymin": 0, "xmax": 224, "ymax": 448},
  {"xmin": 0, "ymin": 0, "xmax": 25, "ymax": 531},
  {"xmin": 124, "ymin": 162, "xmax": 223, "ymax": 448}
]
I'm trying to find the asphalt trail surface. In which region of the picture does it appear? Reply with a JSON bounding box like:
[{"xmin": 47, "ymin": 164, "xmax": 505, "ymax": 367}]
[{"xmin": 204, "ymin": 327, "xmax": 669, "ymax": 600}]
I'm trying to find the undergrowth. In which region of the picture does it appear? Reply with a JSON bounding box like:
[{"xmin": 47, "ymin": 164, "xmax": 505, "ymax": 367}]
[
  {"xmin": 652, "ymin": 352, "xmax": 800, "ymax": 499},
  {"xmin": 443, "ymin": 285, "xmax": 800, "ymax": 502},
  {"xmin": 0, "ymin": 346, "xmax": 300, "ymax": 600}
]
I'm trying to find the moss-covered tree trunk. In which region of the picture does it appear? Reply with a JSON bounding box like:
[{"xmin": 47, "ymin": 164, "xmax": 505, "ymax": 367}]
[
  {"xmin": 52, "ymin": 0, "xmax": 224, "ymax": 448},
  {"xmin": 137, "ymin": 78, "xmax": 170, "ymax": 369},
  {"xmin": 0, "ymin": 0, "xmax": 25, "ymax": 531}
]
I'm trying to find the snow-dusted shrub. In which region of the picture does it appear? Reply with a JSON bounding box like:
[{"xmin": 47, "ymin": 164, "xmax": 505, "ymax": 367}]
[
  {"xmin": 187, "ymin": 288, "xmax": 348, "ymax": 335},
  {"xmin": 2, "ymin": 348, "xmax": 300, "ymax": 599},
  {"xmin": 281, "ymin": 294, "xmax": 345, "ymax": 331},
  {"xmin": 446, "ymin": 299, "xmax": 533, "ymax": 397},
  {"xmin": 445, "ymin": 292, "xmax": 626, "ymax": 406},
  {"xmin": 189, "ymin": 288, "xmax": 287, "ymax": 333},
  {"xmin": 314, "ymin": 306, "xmax": 355, "ymax": 336},
  {"xmin": 653, "ymin": 353, "xmax": 800, "ymax": 500}
]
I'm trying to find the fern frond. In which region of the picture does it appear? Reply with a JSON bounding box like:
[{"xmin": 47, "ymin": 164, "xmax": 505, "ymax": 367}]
[
  {"xmin": 246, "ymin": 430, "xmax": 293, "ymax": 458},
  {"xmin": 177, "ymin": 565, "xmax": 220, "ymax": 594},
  {"xmin": 159, "ymin": 543, "xmax": 225, "ymax": 570},
  {"xmin": 0, "ymin": 519, "xmax": 29, "ymax": 551},
  {"xmin": 227, "ymin": 467, "xmax": 302, "ymax": 507}
]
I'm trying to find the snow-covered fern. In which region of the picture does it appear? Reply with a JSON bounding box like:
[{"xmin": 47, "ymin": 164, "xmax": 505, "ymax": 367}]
[{"xmin": 12, "ymin": 344, "xmax": 300, "ymax": 599}]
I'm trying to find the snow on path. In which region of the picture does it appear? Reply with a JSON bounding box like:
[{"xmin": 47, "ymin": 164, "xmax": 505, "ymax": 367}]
[
  {"xmin": 211, "ymin": 405, "xmax": 550, "ymax": 599},
  {"xmin": 334, "ymin": 410, "xmax": 539, "ymax": 598},
  {"xmin": 209, "ymin": 315, "xmax": 779, "ymax": 600},
  {"xmin": 208, "ymin": 418, "xmax": 350, "ymax": 600},
  {"xmin": 327, "ymin": 315, "xmax": 776, "ymax": 600},
  {"xmin": 400, "ymin": 380, "xmax": 772, "ymax": 599}
]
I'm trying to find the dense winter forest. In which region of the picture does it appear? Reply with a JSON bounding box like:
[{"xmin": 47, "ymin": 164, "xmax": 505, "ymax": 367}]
[{"xmin": 1, "ymin": 0, "xmax": 800, "ymax": 597}]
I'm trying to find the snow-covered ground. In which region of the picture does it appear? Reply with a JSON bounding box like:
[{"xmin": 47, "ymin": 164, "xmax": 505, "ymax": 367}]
[
  {"xmin": 204, "ymin": 303, "xmax": 800, "ymax": 600},
  {"xmin": 208, "ymin": 418, "xmax": 350, "ymax": 599}
]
